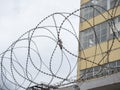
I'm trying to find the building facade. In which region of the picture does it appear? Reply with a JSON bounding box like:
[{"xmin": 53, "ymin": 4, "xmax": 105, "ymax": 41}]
[{"xmin": 77, "ymin": 0, "xmax": 120, "ymax": 90}]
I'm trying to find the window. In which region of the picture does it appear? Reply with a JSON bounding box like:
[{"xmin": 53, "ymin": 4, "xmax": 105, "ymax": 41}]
[
  {"xmin": 81, "ymin": 2, "xmax": 93, "ymax": 22},
  {"xmin": 80, "ymin": 28, "xmax": 95, "ymax": 49},
  {"xmin": 110, "ymin": 0, "xmax": 116, "ymax": 9},
  {"xmin": 80, "ymin": 69, "xmax": 87, "ymax": 79},
  {"xmin": 116, "ymin": 16, "xmax": 120, "ymax": 36},
  {"xmin": 117, "ymin": 60, "xmax": 120, "ymax": 66},
  {"xmin": 118, "ymin": 16, "xmax": 120, "ymax": 22},
  {"xmin": 117, "ymin": 60, "xmax": 120, "ymax": 72},
  {"xmin": 80, "ymin": 0, "xmax": 120, "ymax": 23},
  {"xmin": 101, "ymin": 64, "xmax": 109, "ymax": 76},
  {"xmin": 80, "ymin": 0, "xmax": 108, "ymax": 22},
  {"xmin": 109, "ymin": 61, "xmax": 117, "ymax": 74},
  {"xmin": 80, "ymin": 16, "xmax": 120, "ymax": 50},
  {"xmin": 109, "ymin": 16, "xmax": 120, "ymax": 39},
  {"xmin": 100, "ymin": 22, "xmax": 108, "ymax": 42},
  {"xmin": 95, "ymin": 25, "xmax": 100, "ymax": 43},
  {"xmin": 110, "ymin": 0, "xmax": 120, "ymax": 9},
  {"xmin": 94, "ymin": 66, "xmax": 101, "ymax": 77},
  {"xmin": 96, "ymin": 0, "xmax": 107, "ymax": 12},
  {"xmin": 86, "ymin": 68, "xmax": 93, "ymax": 79},
  {"xmin": 80, "ymin": 22, "xmax": 108, "ymax": 50},
  {"xmin": 80, "ymin": 60, "xmax": 120, "ymax": 80}
]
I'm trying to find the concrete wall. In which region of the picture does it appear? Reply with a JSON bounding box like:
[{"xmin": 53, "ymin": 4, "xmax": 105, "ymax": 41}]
[
  {"xmin": 56, "ymin": 73, "xmax": 120, "ymax": 90},
  {"xmin": 78, "ymin": 73, "xmax": 120, "ymax": 90},
  {"xmin": 55, "ymin": 85, "xmax": 80, "ymax": 90}
]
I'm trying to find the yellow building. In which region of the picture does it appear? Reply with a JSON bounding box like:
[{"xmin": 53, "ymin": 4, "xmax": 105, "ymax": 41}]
[{"xmin": 78, "ymin": 0, "xmax": 120, "ymax": 81}]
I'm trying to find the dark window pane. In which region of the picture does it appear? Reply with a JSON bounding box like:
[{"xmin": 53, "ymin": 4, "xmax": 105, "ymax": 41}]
[
  {"xmin": 117, "ymin": 60, "xmax": 120, "ymax": 66},
  {"xmin": 117, "ymin": 60, "xmax": 120, "ymax": 72},
  {"xmin": 86, "ymin": 68, "xmax": 93, "ymax": 79}
]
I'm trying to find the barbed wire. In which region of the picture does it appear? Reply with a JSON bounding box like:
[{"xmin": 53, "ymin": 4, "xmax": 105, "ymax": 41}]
[{"xmin": 0, "ymin": 1, "xmax": 120, "ymax": 89}]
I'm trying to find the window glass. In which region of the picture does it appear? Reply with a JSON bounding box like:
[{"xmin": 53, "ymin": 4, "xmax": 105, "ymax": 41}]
[
  {"xmin": 110, "ymin": 0, "xmax": 117, "ymax": 9},
  {"xmin": 109, "ymin": 16, "xmax": 120, "ymax": 39},
  {"xmin": 88, "ymin": 34, "xmax": 95, "ymax": 47},
  {"xmin": 117, "ymin": 60, "xmax": 120, "ymax": 66},
  {"xmin": 86, "ymin": 68, "xmax": 93, "ymax": 79},
  {"xmin": 80, "ymin": 70, "xmax": 86, "ymax": 76},
  {"xmin": 118, "ymin": 32, "xmax": 120, "ymax": 37},
  {"xmin": 94, "ymin": 66, "xmax": 101, "ymax": 77},
  {"xmin": 80, "ymin": 60, "xmax": 120, "ymax": 80},
  {"xmin": 109, "ymin": 61, "xmax": 117, "ymax": 74},
  {"xmin": 80, "ymin": 16, "xmax": 120, "ymax": 50},
  {"xmin": 117, "ymin": 60, "xmax": 120, "ymax": 72},
  {"xmin": 95, "ymin": 25, "xmax": 100, "ymax": 43},
  {"xmin": 101, "ymin": 64, "xmax": 109, "ymax": 76},
  {"xmin": 101, "ymin": 29, "xmax": 107, "ymax": 42},
  {"xmin": 109, "ymin": 61, "xmax": 116, "ymax": 68},
  {"xmin": 94, "ymin": 66, "xmax": 101, "ymax": 71},
  {"xmin": 81, "ymin": 0, "xmax": 120, "ymax": 23},
  {"xmin": 98, "ymin": 0, "xmax": 107, "ymax": 11},
  {"xmin": 81, "ymin": 0, "xmax": 107, "ymax": 22},
  {"xmin": 110, "ymin": 0, "xmax": 120, "ymax": 9},
  {"xmin": 80, "ymin": 70, "xmax": 87, "ymax": 79},
  {"xmin": 80, "ymin": 28, "xmax": 95, "ymax": 49},
  {"xmin": 118, "ymin": 16, "xmax": 120, "ymax": 22}
]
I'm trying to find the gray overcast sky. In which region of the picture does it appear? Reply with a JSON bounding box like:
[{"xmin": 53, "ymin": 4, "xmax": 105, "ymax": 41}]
[
  {"xmin": 0, "ymin": 0, "xmax": 80, "ymax": 53},
  {"xmin": 0, "ymin": 0, "xmax": 80, "ymax": 89}
]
